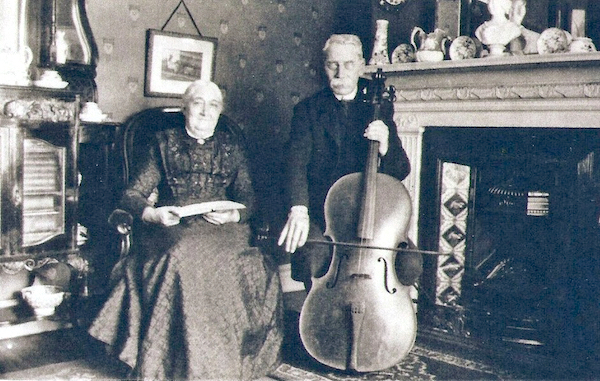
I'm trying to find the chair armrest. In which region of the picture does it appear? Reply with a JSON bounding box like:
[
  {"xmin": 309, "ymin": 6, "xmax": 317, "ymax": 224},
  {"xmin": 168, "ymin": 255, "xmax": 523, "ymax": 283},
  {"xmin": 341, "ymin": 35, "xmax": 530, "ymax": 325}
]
[{"xmin": 108, "ymin": 209, "xmax": 134, "ymax": 259}]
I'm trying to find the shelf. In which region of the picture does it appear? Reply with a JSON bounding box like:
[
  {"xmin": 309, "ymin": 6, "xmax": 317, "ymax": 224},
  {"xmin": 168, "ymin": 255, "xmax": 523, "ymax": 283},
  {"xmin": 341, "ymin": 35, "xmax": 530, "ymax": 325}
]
[
  {"xmin": 363, "ymin": 51, "xmax": 600, "ymax": 93},
  {"xmin": 0, "ymin": 318, "xmax": 73, "ymax": 340},
  {"xmin": 365, "ymin": 51, "xmax": 600, "ymax": 74}
]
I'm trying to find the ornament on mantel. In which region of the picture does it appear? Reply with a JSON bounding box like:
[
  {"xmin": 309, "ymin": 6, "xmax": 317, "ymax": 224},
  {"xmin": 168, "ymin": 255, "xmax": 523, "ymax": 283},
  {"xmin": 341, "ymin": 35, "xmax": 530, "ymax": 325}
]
[
  {"xmin": 369, "ymin": 19, "xmax": 390, "ymax": 65},
  {"xmin": 474, "ymin": 0, "xmax": 522, "ymax": 56}
]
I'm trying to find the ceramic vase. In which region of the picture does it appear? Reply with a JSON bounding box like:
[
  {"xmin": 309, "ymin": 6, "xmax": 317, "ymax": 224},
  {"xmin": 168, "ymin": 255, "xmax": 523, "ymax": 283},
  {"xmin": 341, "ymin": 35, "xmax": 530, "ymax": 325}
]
[{"xmin": 369, "ymin": 20, "xmax": 390, "ymax": 65}]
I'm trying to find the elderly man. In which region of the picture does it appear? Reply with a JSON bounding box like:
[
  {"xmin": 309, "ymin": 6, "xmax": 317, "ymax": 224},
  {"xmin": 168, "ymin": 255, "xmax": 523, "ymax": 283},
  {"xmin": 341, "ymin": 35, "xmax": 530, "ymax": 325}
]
[
  {"xmin": 278, "ymin": 34, "xmax": 421, "ymax": 291},
  {"xmin": 89, "ymin": 80, "xmax": 283, "ymax": 380}
]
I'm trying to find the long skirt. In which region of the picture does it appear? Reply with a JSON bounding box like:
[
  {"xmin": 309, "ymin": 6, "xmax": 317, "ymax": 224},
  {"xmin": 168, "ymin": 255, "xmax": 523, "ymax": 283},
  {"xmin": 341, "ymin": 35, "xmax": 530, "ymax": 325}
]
[{"xmin": 88, "ymin": 218, "xmax": 283, "ymax": 380}]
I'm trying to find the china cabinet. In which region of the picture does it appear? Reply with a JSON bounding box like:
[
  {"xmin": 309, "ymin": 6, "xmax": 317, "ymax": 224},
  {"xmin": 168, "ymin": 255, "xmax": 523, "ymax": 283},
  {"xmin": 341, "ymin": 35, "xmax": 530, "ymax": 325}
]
[
  {"xmin": 0, "ymin": 86, "xmax": 82, "ymax": 338},
  {"xmin": 0, "ymin": 0, "xmax": 110, "ymax": 339}
]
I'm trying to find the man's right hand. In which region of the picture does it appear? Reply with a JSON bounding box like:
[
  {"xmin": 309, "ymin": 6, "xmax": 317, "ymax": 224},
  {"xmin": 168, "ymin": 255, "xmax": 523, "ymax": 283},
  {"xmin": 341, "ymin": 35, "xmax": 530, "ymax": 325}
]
[
  {"xmin": 278, "ymin": 205, "xmax": 310, "ymax": 253},
  {"xmin": 141, "ymin": 206, "xmax": 181, "ymax": 227}
]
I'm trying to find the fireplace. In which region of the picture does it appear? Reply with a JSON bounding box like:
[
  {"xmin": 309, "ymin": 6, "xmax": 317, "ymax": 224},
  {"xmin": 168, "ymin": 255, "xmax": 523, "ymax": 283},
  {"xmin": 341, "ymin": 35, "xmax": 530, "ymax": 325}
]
[
  {"xmin": 365, "ymin": 54, "xmax": 600, "ymax": 371},
  {"xmin": 420, "ymin": 126, "xmax": 600, "ymax": 355}
]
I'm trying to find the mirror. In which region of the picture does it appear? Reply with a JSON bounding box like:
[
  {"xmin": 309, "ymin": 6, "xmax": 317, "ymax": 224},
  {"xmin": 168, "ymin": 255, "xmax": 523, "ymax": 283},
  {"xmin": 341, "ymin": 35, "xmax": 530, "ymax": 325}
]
[
  {"xmin": 35, "ymin": 0, "xmax": 99, "ymax": 99},
  {"xmin": 39, "ymin": 0, "xmax": 98, "ymax": 68}
]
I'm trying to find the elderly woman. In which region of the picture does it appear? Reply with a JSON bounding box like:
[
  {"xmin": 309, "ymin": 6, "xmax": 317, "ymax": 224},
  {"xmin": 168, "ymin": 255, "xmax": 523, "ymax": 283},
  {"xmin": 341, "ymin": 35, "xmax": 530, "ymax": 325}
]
[{"xmin": 88, "ymin": 80, "xmax": 283, "ymax": 380}]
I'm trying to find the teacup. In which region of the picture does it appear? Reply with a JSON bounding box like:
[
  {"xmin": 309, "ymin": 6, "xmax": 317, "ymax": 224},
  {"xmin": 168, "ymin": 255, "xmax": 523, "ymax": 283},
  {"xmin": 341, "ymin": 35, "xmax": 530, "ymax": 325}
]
[{"xmin": 416, "ymin": 50, "xmax": 444, "ymax": 62}]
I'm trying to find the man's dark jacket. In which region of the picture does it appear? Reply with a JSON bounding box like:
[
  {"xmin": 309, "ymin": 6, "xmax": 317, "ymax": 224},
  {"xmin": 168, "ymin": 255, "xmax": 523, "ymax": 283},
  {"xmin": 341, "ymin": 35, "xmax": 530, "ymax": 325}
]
[{"xmin": 284, "ymin": 79, "xmax": 411, "ymax": 229}]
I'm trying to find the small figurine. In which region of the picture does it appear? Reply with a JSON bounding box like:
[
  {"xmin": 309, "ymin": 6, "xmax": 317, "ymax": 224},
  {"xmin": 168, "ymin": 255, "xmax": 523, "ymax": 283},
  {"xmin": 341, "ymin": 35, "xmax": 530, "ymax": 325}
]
[{"xmin": 55, "ymin": 30, "xmax": 69, "ymax": 64}]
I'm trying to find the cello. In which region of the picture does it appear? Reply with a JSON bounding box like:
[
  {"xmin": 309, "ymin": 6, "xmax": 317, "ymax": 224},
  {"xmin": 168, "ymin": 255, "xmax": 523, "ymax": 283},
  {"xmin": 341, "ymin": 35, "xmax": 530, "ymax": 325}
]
[{"xmin": 298, "ymin": 68, "xmax": 417, "ymax": 372}]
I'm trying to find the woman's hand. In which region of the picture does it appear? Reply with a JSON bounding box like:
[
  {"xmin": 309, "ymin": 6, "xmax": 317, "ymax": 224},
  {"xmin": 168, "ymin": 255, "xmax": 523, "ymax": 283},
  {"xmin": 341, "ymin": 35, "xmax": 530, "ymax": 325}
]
[
  {"xmin": 203, "ymin": 209, "xmax": 241, "ymax": 225},
  {"xmin": 142, "ymin": 206, "xmax": 181, "ymax": 226}
]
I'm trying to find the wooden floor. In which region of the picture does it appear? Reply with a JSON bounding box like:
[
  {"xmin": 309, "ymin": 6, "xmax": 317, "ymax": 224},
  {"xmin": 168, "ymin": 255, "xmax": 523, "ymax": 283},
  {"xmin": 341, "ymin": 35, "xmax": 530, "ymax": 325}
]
[
  {"xmin": 0, "ymin": 319, "xmax": 589, "ymax": 380},
  {"xmin": 0, "ymin": 292, "xmax": 592, "ymax": 380}
]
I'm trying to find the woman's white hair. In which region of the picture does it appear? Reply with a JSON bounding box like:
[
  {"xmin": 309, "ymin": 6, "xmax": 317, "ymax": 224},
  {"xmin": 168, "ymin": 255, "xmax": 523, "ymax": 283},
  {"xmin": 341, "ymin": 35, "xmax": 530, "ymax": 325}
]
[{"xmin": 182, "ymin": 80, "xmax": 223, "ymax": 105}]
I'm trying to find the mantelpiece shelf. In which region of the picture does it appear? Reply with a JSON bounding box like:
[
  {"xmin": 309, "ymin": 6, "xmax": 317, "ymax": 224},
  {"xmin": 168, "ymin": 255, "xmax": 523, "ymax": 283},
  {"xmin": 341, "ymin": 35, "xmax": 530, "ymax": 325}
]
[
  {"xmin": 364, "ymin": 52, "xmax": 600, "ymax": 96},
  {"xmin": 365, "ymin": 51, "xmax": 600, "ymax": 74}
]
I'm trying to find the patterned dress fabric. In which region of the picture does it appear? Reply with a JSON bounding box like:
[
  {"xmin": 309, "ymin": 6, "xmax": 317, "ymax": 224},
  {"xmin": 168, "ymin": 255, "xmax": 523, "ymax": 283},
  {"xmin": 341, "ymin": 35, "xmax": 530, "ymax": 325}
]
[{"xmin": 88, "ymin": 119, "xmax": 283, "ymax": 380}]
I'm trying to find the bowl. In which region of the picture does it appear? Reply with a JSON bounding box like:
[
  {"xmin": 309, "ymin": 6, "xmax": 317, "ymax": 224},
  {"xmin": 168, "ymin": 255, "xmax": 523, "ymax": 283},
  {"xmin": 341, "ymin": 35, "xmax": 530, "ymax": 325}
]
[
  {"xmin": 21, "ymin": 285, "xmax": 65, "ymax": 317},
  {"xmin": 416, "ymin": 50, "xmax": 445, "ymax": 62}
]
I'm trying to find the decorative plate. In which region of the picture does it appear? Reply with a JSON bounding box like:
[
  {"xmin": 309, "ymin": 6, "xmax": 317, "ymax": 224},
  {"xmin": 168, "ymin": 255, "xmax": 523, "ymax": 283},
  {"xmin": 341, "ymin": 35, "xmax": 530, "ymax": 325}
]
[
  {"xmin": 537, "ymin": 27, "xmax": 570, "ymax": 54},
  {"xmin": 380, "ymin": 0, "xmax": 407, "ymax": 4},
  {"xmin": 379, "ymin": 0, "xmax": 409, "ymax": 11},
  {"xmin": 449, "ymin": 36, "xmax": 478, "ymax": 60},
  {"xmin": 391, "ymin": 43, "xmax": 416, "ymax": 63},
  {"xmin": 33, "ymin": 80, "xmax": 69, "ymax": 89}
]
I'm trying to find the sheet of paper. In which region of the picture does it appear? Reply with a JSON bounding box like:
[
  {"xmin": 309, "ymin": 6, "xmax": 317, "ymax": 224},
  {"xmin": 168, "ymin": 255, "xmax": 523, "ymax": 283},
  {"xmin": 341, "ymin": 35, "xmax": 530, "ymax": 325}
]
[{"xmin": 177, "ymin": 200, "xmax": 246, "ymax": 218}]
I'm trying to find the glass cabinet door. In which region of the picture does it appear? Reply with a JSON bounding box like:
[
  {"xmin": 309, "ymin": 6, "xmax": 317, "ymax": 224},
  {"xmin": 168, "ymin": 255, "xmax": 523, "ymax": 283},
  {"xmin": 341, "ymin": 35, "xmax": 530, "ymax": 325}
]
[{"xmin": 22, "ymin": 138, "xmax": 66, "ymax": 247}]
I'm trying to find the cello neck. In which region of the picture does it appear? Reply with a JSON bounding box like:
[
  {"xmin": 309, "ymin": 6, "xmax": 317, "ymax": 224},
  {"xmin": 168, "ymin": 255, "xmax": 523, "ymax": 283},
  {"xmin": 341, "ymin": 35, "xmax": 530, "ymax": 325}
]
[{"xmin": 357, "ymin": 69, "xmax": 386, "ymax": 240}]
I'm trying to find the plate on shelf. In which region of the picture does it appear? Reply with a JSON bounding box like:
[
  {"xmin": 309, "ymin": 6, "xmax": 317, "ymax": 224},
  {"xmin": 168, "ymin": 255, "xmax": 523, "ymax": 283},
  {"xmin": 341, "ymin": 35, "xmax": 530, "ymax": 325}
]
[
  {"xmin": 33, "ymin": 80, "xmax": 69, "ymax": 89},
  {"xmin": 449, "ymin": 36, "xmax": 479, "ymax": 60},
  {"xmin": 537, "ymin": 28, "xmax": 571, "ymax": 54},
  {"xmin": 391, "ymin": 43, "xmax": 416, "ymax": 63}
]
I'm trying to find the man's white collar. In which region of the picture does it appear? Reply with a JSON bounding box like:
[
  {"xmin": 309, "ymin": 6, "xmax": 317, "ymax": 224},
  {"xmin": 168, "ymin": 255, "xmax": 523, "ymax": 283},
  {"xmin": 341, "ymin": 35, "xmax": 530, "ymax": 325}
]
[{"xmin": 334, "ymin": 88, "xmax": 358, "ymax": 101}]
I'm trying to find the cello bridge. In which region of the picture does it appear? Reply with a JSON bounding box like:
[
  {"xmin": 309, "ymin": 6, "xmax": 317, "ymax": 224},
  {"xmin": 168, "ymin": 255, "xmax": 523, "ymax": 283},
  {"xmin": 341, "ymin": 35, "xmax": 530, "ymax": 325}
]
[{"xmin": 350, "ymin": 273, "xmax": 371, "ymax": 280}]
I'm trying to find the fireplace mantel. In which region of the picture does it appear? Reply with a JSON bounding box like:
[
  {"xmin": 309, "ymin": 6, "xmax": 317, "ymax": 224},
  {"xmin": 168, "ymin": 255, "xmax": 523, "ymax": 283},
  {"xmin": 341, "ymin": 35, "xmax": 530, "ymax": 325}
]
[
  {"xmin": 366, "ymin": 53, "xmax": 600, "ymax": 240},
  {"xmin": 370, "ymin": 54, "xmax": 600, "ymax": 372}
]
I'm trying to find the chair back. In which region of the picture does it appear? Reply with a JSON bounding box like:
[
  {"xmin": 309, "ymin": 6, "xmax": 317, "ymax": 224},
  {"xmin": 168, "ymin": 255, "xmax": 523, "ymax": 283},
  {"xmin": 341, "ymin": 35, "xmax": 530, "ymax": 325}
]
[{"xmin": 119, "ymin": 106, "xmax": 184, "ymax": 188}]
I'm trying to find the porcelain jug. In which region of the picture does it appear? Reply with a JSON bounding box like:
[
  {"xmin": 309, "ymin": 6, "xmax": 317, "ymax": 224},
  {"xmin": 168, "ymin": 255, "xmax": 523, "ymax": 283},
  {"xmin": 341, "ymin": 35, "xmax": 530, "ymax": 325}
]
[{"xmin": 411, "ymin": 27, "xmax": 449, "ymax": 62}]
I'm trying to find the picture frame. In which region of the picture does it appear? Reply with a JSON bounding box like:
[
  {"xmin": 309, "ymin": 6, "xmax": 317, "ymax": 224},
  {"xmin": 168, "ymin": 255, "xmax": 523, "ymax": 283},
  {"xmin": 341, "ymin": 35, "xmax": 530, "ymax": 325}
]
[{"xmin": 144, "ymin": 29, "xmax": 217, "ymax": 98}]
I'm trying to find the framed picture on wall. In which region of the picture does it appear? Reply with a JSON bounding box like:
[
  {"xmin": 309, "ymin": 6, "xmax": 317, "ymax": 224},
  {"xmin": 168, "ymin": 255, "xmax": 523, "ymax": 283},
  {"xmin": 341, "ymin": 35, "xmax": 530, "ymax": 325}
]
[{"xmin": 144, "ymin": 29, "xmax": 217, "ymax": 98}]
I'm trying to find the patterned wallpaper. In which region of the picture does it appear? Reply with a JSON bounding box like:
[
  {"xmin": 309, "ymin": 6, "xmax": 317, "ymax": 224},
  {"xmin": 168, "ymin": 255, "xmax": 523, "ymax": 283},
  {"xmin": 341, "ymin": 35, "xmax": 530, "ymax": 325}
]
[
  {"xmin": 86, "ymin": 0, "xmax": 344, "ymax": 225},
  {"xmin": 88, "ymin": 0, "xmax": 337, "ymax": 129}
]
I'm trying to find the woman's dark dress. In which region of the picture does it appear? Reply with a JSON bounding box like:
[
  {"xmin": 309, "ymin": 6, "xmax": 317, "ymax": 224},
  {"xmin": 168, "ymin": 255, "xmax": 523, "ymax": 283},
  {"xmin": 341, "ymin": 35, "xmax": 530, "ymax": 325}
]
[{"xmin": 88, "ymin": 119, "xmax": 283, "ymax": 380}]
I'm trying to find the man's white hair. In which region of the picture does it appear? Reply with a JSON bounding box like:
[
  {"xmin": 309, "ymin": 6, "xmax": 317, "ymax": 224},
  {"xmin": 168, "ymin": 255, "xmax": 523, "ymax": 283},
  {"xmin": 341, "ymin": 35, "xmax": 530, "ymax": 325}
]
[
  {"xmin": 182, "ymin": 80, "xmax": 223, "ymax": 104},
  {"xmin": 323, "ymin": 34, "xmax": 364, "ymax": 59}
]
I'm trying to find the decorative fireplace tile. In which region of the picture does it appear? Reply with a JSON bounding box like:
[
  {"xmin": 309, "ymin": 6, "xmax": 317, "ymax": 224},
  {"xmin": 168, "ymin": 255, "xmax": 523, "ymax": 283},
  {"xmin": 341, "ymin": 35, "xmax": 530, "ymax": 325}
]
[{"xmin": 436, "ymin": 162, "xmax": 470, "ymax": 306}]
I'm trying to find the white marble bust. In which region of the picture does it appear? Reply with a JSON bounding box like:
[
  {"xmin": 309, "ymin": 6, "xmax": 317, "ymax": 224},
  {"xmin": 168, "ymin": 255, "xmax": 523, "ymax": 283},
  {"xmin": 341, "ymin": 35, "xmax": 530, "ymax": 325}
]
[{"xmin": 475, "ymin": 0, "xmax": 522, "ymax": 54}]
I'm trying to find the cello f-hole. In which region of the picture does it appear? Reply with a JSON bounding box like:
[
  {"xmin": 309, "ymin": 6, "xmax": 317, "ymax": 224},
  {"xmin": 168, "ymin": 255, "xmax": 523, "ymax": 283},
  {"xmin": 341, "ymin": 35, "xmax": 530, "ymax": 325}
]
[
  {"xmin": 378, "ymin": 257, "xmax": 397, "ymax": 294},
  {"xmin": 326, "ymin": 252, "xmax": 348, "ymax": 289}
]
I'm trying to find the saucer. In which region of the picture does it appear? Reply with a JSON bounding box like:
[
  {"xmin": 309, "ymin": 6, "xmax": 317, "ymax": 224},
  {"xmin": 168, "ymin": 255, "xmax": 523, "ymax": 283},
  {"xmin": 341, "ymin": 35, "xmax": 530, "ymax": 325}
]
[
  {"xmin": 33, "ymin": 79, "xmax": 68, "ymax": 89},
  {"xmin": 537, "ymin": 28, "xmax": 570, "ymax": 54},
  {"xmin": 391, "ymin": 44, "xmax": 416, "ymax": 63},
  {"xmin": 449, "ymin": 36, "xmax": 478, "ymax": 60},
  {"xmin": 80, "ymin": 113, "xmax": 108, "ymax": 122}
]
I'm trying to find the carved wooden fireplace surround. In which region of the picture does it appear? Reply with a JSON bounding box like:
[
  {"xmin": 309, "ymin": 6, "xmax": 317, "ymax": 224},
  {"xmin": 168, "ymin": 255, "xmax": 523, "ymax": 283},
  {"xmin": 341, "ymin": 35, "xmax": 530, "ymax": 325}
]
[{"xmin": 365, "ymin": 52, "xmax": 600, "ymax": 373}]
